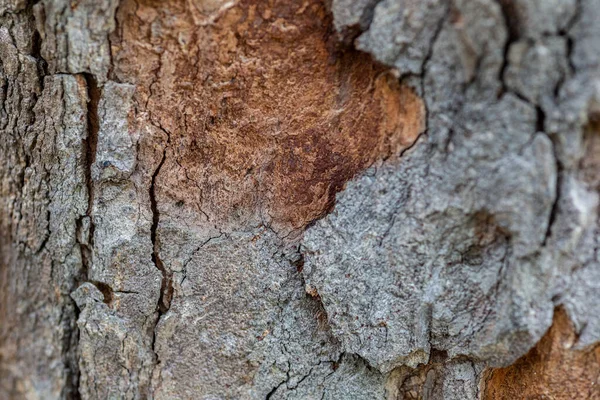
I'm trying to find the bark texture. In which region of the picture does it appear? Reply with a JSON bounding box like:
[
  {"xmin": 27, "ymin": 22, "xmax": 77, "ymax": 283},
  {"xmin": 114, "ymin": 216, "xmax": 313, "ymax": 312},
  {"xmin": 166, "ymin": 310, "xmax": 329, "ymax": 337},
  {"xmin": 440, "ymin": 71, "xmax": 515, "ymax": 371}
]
[{"xmin": 0, "ymin": 0, "xmax": 599, "ymax": 399}]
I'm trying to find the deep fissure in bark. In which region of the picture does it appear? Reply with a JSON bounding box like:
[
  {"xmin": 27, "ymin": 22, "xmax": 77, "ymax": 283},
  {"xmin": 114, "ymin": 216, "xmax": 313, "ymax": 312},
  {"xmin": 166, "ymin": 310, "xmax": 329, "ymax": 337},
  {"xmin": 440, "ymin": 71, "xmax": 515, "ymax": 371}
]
[
  {"xmin": 65, "ymin": 72, "xmax": 102, "ymax": 400},
  {"xmin": 496, "ymin": 0, "xmax": 521, "ymax": 98},
  {"xmin": 79, "ymin": 73, "xmax": 99, "ymax": 279},
  {"xmin": 542, "ymin": 124, "xmax": 562, "ymax": 247},
  {"xmin": 150, "ymin": 144, "xmax": 172, "ymax": 315}
]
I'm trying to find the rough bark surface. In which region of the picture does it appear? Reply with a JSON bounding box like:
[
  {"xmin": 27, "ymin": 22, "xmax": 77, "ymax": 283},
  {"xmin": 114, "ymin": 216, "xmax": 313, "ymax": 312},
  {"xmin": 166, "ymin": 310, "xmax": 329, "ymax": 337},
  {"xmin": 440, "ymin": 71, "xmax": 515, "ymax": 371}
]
[
  {"xmin": 0, "ymin": 0, "xmax": 598, "ymax": 399},
  {"xmin": 483, "ymin": 307, "xmax": 600, "ymax": 399}
]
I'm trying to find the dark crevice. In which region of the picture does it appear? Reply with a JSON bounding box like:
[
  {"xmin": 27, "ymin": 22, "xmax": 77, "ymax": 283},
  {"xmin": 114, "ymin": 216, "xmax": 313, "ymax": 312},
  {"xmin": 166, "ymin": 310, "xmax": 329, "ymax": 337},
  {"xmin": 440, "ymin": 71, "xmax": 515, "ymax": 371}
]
[
  {"xmin": 83, "ymin": 73, "xmax": 100, "ymax": 201},
  {"xmin": 553, "ymin": 72, "xmax": 565, "ymax": 99},
  {"xmin": 67, "ymin": 73, "xmax": 100, "ymax": 400},
  {"xmin": 59, "ymin": 302, "xmax": 80, "ymax": 400},
  {"xmin": 75, "ymin": 217, "xmax": 92, "ymax": 281},
  {"xmin": 497, "ymin": 0, "xmax": 521, "ymax": 40},
  {"xmin": 149, "ymin": 125, "xmax": 172, "ymax": 373},
  {"xmin": 106, "ymin": 0, "xmax": 122, "ymax": 83},
  {"xmin": 89, "ymin": 281, "xmax": 114, "ymax": 305},
  {"xmin": 265, "ymin": 379, "xmax": 286, "ymax": 400},
  {"xmin": 334, "ymin": 23, "xmax": 363, "ymax": 48},
  {"xmin": 34, "ymin": 209, "xmax": 51, "ymax": 254},
  {"xmin": 564, "ymin": 35, "xmax": 576, "ymax": 74},
  {"xmin": 327, "ymin": 0, "xmax": 382, "ymax": 47},
  {"xmin": 31, "ymin": 29, "xmax": 47, "ymax": 77},
  {"xmin": 555, "ymin": 0, "xmax": 582, "ymax": 97},
  {"xmin": 563, "ymin": 0, "xmax": 582, "ymax": 74},
  {"xmin": 80, "ymin": 72, "xmax": 99, "ymax": 270},
  {"xmin": 543, "ymin": 132, "xmax": 562, "ymax": 246},
  {"xmin": 385, "ymin": 5, "xmax": 447, "ymax": 159},
  {"xmin": 429, "ymin": 348, "xmax": 448, "ymax": 364},
  {"xmin": 543, "ymin": 165, "xmax": 562, "ymax": 246},
  {"xmin": 28, "ymin": 8, "xmax": 84, "ymax": 398},
  {"xmin": 295, "ymin": 251, "xmax": 334, "ymax": 334},
  {"xmin": 496, "ymin": 0, "xmax": 521, "ymax": 98},
  {"xmin": 536, "ymin": 106, "xmax": 546, "ymax": 134},
  {"xmin": 420, "ymin": 4, "xmax": 449, "ymax": 82},
  {"xmin": 293, "ymin": 254, "xmax": 304, "ymax": 273},
  {"xmin": 399, "ymin": 133, "xmax": 425, "ymax": 160},
  {"xmin": 542, "ymin": 1, "xmax": 582, "ymax": 247},
  {"xmin": 78, "ymin": 72, "xmax": 99, "ymax": 284},
  {"xmin": 357, "ymin": 0, "xmax": 384, "ymax": 34},
  {"xmin": 150, "ymin": 145, "xmax": 172, "ymax": 315}
]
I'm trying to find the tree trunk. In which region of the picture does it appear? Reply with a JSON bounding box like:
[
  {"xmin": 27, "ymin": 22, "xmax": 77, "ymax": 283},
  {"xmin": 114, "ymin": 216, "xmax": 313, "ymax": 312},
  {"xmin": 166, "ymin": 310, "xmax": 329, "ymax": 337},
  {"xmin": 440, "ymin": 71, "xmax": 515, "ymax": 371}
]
[{"xmin": 0, "ymin": 0, "xmax": 599, "ymax": 399}]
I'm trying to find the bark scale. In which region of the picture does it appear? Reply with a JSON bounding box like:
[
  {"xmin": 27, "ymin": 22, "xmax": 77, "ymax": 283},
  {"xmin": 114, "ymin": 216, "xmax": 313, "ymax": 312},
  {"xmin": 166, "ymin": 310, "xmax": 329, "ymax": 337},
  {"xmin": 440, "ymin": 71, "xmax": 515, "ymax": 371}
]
[{"xmin": 0, "ymin": 0, "xmax": 599, "ymax": 399}]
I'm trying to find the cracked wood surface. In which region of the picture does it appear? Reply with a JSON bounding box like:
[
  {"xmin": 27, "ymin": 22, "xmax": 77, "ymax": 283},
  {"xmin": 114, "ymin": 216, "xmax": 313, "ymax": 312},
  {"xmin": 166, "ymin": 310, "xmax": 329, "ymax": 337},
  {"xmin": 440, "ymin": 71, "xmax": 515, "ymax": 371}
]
[{"xmin": 0, "ymin": 0, "xmax": 599, "ymax": 399}]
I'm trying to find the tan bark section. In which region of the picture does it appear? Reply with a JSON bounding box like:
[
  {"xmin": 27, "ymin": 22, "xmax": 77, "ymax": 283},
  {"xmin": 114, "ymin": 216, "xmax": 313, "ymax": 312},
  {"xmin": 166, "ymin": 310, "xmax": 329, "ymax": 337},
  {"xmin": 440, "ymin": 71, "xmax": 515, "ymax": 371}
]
[
  {"xmin": 581, "ymin": 120, "xmax": 600, "ymax": 191},
  {"xmin": 111, "ymin": 0, "xmax": 424, "ymax": 232},
  {"xmin": 483, "ymin": 308, "xmax": 600, "ymax": 400}
]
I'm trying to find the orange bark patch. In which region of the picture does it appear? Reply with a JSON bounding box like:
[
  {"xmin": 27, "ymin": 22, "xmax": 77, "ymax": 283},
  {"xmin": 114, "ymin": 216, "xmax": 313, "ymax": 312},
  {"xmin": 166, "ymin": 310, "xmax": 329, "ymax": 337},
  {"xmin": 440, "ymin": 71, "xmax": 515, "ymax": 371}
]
[
  {"xmin": 483, "ymin": 308, "xmax": 600, "ymax": 400},
  {"xmin": 113, "ymin": 0, "xmax": 424, "ymax": 231}
]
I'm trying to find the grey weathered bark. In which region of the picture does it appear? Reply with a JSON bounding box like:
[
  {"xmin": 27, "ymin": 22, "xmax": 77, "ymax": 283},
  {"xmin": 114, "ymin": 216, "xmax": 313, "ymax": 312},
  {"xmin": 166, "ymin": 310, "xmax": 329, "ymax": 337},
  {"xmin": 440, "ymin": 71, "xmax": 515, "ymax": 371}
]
[{"xmin": 0, "ymin": 0, "xmax": 599, "ymax": 399}]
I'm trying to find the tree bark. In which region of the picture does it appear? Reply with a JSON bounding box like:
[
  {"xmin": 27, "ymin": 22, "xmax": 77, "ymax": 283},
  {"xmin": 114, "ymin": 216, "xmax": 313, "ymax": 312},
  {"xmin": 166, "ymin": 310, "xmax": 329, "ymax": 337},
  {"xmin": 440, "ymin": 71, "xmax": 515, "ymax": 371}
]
[{"xmin": 0, "ymin": 0, "xmax": 599, "ymax": 399}]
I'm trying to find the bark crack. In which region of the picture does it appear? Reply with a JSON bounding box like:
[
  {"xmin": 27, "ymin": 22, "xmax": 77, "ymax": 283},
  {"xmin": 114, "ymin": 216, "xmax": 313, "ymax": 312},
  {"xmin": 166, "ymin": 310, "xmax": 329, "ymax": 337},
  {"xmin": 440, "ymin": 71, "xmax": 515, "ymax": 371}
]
[
  {"xmin": 80, "ymin": 73, "xmax": 99, "ymax": 279},
  {"xmin": 496, "ymin": 0, "xmax": 521, "ymax": 98},
  {"xmin": 149, "ymin": 122, "xmax": 172, "ymax": 377},
  {"xmin": 150, "ymin": 126, "xmax": 172, "ymax": 314},
  {"xmin": 66, "ymin": 72, "xmax": 101, "ymax": 400}
]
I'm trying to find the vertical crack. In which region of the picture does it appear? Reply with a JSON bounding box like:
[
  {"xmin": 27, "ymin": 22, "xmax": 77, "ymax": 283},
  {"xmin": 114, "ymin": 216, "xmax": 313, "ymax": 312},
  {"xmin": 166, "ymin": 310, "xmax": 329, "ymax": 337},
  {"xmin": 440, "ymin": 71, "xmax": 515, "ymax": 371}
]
[
  {"xmin": 67, "ymin": 73, "xmax": 100, "ymax": 400},
  {"xmin": 496, "ymin": 0, "xmax": 521, "ymax": 97},
  {"xmin": 150, "ymin": 142, "xmax": 172, "ymax": 314},
  {"xmin": 80, "ymin": 73, "xmax": 99, "ymax": 280},
  {"xmin": 543, "ymin": 133, "xmax": 562, "ymax": 246},
  {"xmin": 563, "ymin": 0, "xmax": 582, "ymax": 74},
  {"xmin": 150, "ymin": 124, "xmax": 173, "ymax": 376},
  {"xmin": 536, "ymin": 106, "xmax": 546, "ymax": 134}
]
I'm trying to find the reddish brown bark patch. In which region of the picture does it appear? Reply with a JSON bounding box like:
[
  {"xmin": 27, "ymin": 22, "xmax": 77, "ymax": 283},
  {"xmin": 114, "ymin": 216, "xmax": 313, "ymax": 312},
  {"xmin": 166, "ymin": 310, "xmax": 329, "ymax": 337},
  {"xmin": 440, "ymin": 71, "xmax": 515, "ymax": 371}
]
[
  {"xmin": 483, "ymin": 308, "xmax": 600, "ymax": 400},
  {"xmin": 112, "ymin": 0, "xmax": 424, "ymax": 231}
]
